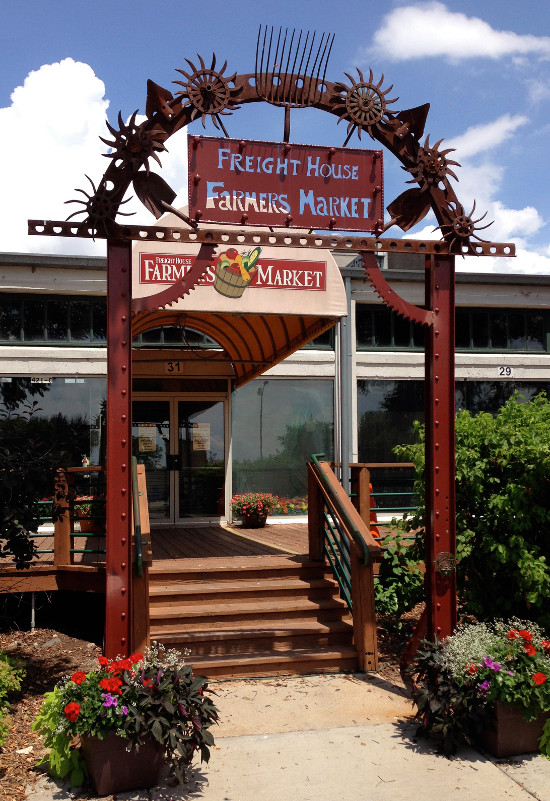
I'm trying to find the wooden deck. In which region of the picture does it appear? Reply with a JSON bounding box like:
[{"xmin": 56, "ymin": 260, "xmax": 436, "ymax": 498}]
[
  {"xmin": 150, "ymin": 522, "xmax": 309, "ymax": 560},
  {"xmin": 0, "ymin": 523, "xmax": 309, "ymax": 593}
]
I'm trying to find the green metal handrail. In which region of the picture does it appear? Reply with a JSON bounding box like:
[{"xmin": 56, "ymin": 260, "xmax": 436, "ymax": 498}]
[
  {"xmin": 132, "ymin": 456, "xmax": 143, "ymax": 578},
  {"xmin": 311, "ymin": 453, "xmax": 372, "ymax": 566},
  {"xmin": 323, "ymin": 508, "xmax": 353, "ymax": 611}
]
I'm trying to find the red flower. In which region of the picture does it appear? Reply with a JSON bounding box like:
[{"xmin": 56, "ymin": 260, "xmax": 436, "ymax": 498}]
[
  {"xmin": 99, "ymin": 677, "xmax": 122, "ymax": 694},
  {"xmin": 519, "ymin": 630, "xmax": 533, "ymax": 642},
  {"xmin": 98, "ymin": 656, "xmax": 109, "ymax": 667},
  {"xmin": 507, "ymin": 629, "xmax": 520, "ymax": 640},
  {"xmin": 143, "ymin": 677, "xmax": 154, "ymax": 688},
  {"xmin": 533, "ymin": 672, "xmax": 547, "ymax": 686},
  {"xmin": 71, "ymin": 671, "xmax": 87, "ymax": 685},
  {"xmin": 524, "ymin": 643, "xmax": 537, "ymax": 656},
  {"xmin": 64, "ymin": 702, "xmax": 81, "ymax": 722},
  {"xmin": 130, "ymin": 652, "xmax": 143, "ymax": 664},
  {"xmin": 541, "ymin": 640, "xmax": 550, "ymax": 651},
  {"xmin": 109, "ymin": 658, "xmax": 133, "ymax": 674},
  {"xmin": 465, "ymin": 664, "xmax": 477, "ymax": 674}
]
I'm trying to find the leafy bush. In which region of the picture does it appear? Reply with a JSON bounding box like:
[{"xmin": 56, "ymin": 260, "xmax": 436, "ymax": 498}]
[
  {"xmin": 407, "ymin": 618, "xmax": 550, "ymax": 755},
  {"xmin": 33, "ymin": 644, "xmax": 219, "ymax": 787},
  {"xmin": 0, "ymin": 650, "xmax": 25, "ymax": 745},
  {"xmin": 230, "ymin": 493, "xmax": 278, "ymax": 520},
  {"xmin": 374, "ymin": 533, "xmax": 424, "ymax": 626},
  {"xmin": 0, "ymin": 400, "xmax": 66, "ymax": 568},
  {"xmin": 394, "ymin": 392, "xmax": 550, "ymax": 627}
]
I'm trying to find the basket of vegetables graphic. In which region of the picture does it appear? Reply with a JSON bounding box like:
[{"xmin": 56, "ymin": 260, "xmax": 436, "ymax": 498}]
[{"xmin": 213, "ymin": 247, "xmax": 261, "ymax": 298}]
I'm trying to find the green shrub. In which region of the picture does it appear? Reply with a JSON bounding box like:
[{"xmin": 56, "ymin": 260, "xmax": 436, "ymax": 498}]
[
  {"xmin": 0, "ymin": 650, "xmax": 25, "ymax": 745},
  {"xmin": 374, "ymin": 532, "xmax": 424, "ymax": 626},
  {"xmin": 394, "ymin": 392, "xmax": 550, "ymax": 627}
]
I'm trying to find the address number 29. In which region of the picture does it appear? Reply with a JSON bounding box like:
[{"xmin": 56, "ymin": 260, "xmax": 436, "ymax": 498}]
[{"xmin": 498, "ymin": 366, "xmax": 514, "ymax": 377}]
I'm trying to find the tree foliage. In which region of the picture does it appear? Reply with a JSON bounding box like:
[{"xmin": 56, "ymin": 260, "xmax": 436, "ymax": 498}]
[
  {"xmin": 395, "ymin": 392, "xmax": 550, "ymax": 627},
  {"xmin": 0, "ymin": 401, "xmax": 67, "ymax": 568}
]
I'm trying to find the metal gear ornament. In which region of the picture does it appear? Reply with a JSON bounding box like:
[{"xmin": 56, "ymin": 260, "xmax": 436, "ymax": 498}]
[
  {"xmin": 100, "ymin": 111, "xmax": 167, "ymax": 174},
  {"xmin": 331, "ymin": 68, "xmax": 398, "ymax": 140},
  {"xmin": 405, "ymin": 134, "xmax": 460, "ymax": 192},
  {"xmin": 65, "ymin": 175, "xmax": 133, "ymax": 233},
  {"xmin": 174, "ymin": 54, "xmax": 240, "ymax": 133},
  {"xmin": 438, "ymin": 201, "xmax": 493, "ymax": 254}
]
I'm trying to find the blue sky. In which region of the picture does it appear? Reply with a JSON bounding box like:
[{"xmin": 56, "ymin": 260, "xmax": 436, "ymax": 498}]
[{"xmin": 1, "ymin": 1, "xmax": 550, "ymax": 273}]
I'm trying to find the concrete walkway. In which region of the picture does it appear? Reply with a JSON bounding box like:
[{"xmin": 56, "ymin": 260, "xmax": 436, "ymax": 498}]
[{"xmin": 26, "ymin": 672, "xmax": 550, "ymax": 801}]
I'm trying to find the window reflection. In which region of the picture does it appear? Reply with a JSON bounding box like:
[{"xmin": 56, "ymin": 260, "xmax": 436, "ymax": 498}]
[
  {"xmin": 358, "ymin": 380, "xmax": 550, "ymax": 462},
  {"xmin": 0, "ymin": 377, "xmax": 106, "ymax": 467},
  {"xmin": 232, "ymin": 379, "xmax": 334, "ymax": 514}
]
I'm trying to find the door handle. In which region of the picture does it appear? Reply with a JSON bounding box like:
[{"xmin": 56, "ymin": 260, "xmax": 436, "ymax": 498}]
[{"xmin": 166, "ymin": 454, "xmax": 179, "ymax": 471}]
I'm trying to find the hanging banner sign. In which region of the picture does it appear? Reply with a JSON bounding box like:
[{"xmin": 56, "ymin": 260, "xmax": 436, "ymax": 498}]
[{"xmin": 188, "ymin": 136, "xmax": 383, "ymax": 233}]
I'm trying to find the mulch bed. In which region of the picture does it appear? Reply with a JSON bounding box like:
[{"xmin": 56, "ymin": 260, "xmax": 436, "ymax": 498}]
[{"xmin": 0, "ymin": 613, "xmax": 417, "ymax": 800}]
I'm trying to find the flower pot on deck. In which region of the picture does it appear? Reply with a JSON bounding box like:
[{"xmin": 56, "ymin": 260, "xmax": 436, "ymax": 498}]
[
  {"xmin": 80, "ymin": 732, "xmax": 164, "ymax": 796},
  {"xmin": 240, "ymin": 513, "xmax": 267, "ymax": 528},
  {"xmin": 75, "ymin": 509, "xmax": 104, "ymax": 533},
  {"xmin": 478, "ymin": 702, "xmax": 550, "ymax": 758}
]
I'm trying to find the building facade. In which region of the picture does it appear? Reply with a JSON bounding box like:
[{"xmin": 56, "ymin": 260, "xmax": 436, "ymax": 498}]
[{"xmin": 2, "ymin": 250, "xmax": 549, "ymax": 524}]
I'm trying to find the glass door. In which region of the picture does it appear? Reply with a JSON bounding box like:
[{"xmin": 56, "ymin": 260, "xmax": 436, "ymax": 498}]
[
  {"xmin": 176, "ymin": 399, "xmax": 225, "ymax": 521},
  {"xmin": 133, "ymin": 395, "xmax": 227, "ymax": 523},
  {"xmin": 132, "ymin": 400, "xmax": 171, "ymax": 522}
]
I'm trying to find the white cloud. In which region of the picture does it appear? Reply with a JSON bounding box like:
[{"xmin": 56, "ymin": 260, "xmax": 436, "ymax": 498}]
[
  {"xmin": 368, "ymin": 2, "xmax": 550, "ymax": 62},
  {"xmin": 447, "ymin": 115, "xmax": 528, "ymax": 160},
  {"xmin": 0, "ymin": 59, "xmax": 109, "ymax": 255},
  {"xmin": 459, "ymin": 247, "xmax": 550, "ymax": 275},
  {"xmin": 527, "ymin": 79, "xmax": 550, "ymax": 105},
  {"xmin": 0, "ymin": 59, "xmax": 189, "ymax": 257}
]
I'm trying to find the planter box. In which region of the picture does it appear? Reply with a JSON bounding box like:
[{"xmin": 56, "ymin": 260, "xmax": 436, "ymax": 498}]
[
  {"xmin": 241, "ymin": 513, "xmax": 268, "ymax": 528},
  {"xmin": 478, "ymin": 701, "xmax": 550, "ymax": 758},
  {"xmin": 80, "ymin": 732, "xmax": 164, "ymax": 796}
]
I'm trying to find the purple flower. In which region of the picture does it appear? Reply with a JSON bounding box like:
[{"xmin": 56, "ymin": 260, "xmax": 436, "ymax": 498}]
[
  {"xmin": 122, "ymin": 705, "xmax": 128, "ymax": 715},
  {"xmin": 479, "ymin": 680, "xmax": 491, "ymax": 697},
  {"xmin": 101, "ymin": 692, "xmax": 118, "ymax": 708},
  {"xmin": 482, "ymin": 657, "xmax": 501, "ymax": 672}
]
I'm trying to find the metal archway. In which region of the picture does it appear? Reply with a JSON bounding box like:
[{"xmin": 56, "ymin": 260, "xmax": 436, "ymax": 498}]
[{"xmin": 29, "ymin": 25, "xmax": 515, "ymax": 658}]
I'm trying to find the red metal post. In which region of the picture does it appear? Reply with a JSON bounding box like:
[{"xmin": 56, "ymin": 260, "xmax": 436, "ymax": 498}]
[
  {"xmin": 105, "ymin": 239, "xmax": 133, "ymax": 658},
  {"xmin": 424, "ymin": 254, "xmax": 457, "ymax": 640}
]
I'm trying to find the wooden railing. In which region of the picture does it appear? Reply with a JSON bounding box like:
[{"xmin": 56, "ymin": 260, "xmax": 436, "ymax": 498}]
[
  {"xmin": 349, "ymin": 462, "xmax": 417, "ymax": 536},
  {"xmin": 53, "ymin": 466, "xmax": 106, "ymax": 566},
  {"xmin": 131, "ymin": 459, "xmax": 152, "ymax": 654},
  {"xmin": 308, "ymin": 456, "xmax": 382, "ymax": 671}
]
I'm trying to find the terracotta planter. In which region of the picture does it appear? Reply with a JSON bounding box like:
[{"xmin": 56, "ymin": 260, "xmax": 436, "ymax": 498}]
[
  {"xmin": 76, "ymin": 510, "xmax": 103, "ymax": 533},
  {"xmin": 80, "ymin": 732, "xmax": 164, "ymax": 796},
  {"xmin": 478, "ymin": 702, "xmax": 550, "ymax": 758},
  {"xmin": 240, "ymin": 513, "xmax": 267, "ymax": 528}
]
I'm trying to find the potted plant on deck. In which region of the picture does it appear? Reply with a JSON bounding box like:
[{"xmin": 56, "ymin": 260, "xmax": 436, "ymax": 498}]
[
  {"xmin": 407, "ymin": 618, "xmax": 550, "ymax": 758},
  {"xmin": 230, "ymin": 492, "xmax": 278, "ymax": 528},
  {"xmin": 33, "ymin": 644, "xmax": 219, "ymax": 796},
  {"xmin": 73, "ymin": 494, "xmax": 105, "ymax": 533}
]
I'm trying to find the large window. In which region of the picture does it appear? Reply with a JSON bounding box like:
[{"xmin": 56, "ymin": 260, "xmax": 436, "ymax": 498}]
[
  {"xmin": 0, "ymin": 377, "xmax": 106, "ymax": 467},
  {"xmin": 232, "ymin": 379, "xmax": 334, "ymax": 514},
  {"xmin": 0, "ymin": 295, "xmax": 106, "ymax": 345},
  {"xmin": 358, "ymin": 379, "xmax": 550, "ymax": 463},
  {"xmin": 357, "ymin": 304, "xmax": 550, "ymax": 353}
]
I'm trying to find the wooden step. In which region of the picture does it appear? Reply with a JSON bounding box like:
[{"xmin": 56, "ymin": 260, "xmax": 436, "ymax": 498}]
[
  {"xmin": 150, "ymin": 596, "xmax": 348, "ymax": 628},
  {"xmin": 149, "ymin": 555, "xmax": 328, "ymax": 583},
  {"xmin": 147, "ymin": 555, "xmax": 359, "ymax": 678},
  {"xmin": 151, "ymin": 620, "xmax": 353, "ymax": 659},
  {"xmin": 149, "ymin": 576, "xmax": 340, "ymax": 606},
  {"xmin": 174, "ymin": 646, "xmax": 359, "ymax": 679}
]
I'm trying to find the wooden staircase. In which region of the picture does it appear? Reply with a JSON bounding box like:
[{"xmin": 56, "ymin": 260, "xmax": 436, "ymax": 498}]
[{"xmin": 148, "ymin": 554, "xmax": 358, "ymax": 679}]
